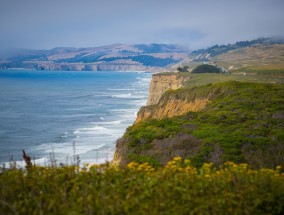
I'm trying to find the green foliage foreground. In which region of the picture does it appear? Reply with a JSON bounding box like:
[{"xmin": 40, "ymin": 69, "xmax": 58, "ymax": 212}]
[{"xmin": 1, "ymin": 159, "xmax": 284, "ymax": 214}]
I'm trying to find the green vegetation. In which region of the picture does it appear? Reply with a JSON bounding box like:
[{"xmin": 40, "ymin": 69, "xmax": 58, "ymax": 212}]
[
  {"xmin": 192, "ymin": 64, "xmax": 222, "ymax": 73},
  {"xmin": 234, "ymin": 66, "xmax": 284, "ymax": 75},
  {"xmin": 172, "ymin": 69, "xmax": 284, "ymax": 88},
  {"xmin": 119, "ymin": 81, "xmax": 284, "ymax": 168},
  {"xmin": 126, "ymin": 118, "xmax": 184, "ymax": 148},
  {"xmin": 1, "ymin": 159, "xmax": 284, "ymax": 214}
]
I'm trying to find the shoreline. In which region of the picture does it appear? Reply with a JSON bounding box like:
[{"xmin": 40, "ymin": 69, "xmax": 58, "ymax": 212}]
[{"xmin": 1, "ymin": 68, "xmax": 153, "ymax": 73}]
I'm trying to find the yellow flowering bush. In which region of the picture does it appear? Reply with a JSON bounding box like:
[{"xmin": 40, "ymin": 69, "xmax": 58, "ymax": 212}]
[{"xmin": 0, "ymin": 158, "xmax": 284, "ymax": 214}]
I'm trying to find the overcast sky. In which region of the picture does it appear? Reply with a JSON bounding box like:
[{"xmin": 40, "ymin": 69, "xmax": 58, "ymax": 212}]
[{"xmin": 0, "ymin": 0, "xmax": 284, "ymax": 50}]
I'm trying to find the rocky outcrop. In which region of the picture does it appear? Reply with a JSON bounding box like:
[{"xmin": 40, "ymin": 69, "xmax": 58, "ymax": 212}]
[
  {"xmin": 134, "ymin": 105, "xmax": 156, "ymax": 123},
  {"xmin": 146, "ymin": 74, "xmax": 189, "ymax": 105},
  {"xmin": 112, "ymin": 138, "xmax": 129, "ymax": 166}
]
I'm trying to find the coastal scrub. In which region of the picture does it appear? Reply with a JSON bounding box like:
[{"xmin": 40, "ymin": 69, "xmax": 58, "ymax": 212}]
[{"xmin": 0, "ymin": 158, "xmax": 284, "ymax": 214}]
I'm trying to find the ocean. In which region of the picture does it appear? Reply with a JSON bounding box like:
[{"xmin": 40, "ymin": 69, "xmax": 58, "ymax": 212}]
[{"xmin": 0, "ymin": 70, "xmax": 151, "ymax": 167}]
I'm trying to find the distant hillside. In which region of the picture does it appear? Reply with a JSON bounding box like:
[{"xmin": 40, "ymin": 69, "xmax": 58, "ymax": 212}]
[
  {"xmin": 174, "ymin": 37, "xmax": 284, "ymax": 74},
  {"xmin": 212, "ymin": 44, "xmax": 284, "ymax": 72},
  {"xmin": 191, "ymin": 37, "xmax": 284, "ymax": 61},
  {"xmin": 0, "ymin": 44, "xmax": 188, "ymax": 72}
]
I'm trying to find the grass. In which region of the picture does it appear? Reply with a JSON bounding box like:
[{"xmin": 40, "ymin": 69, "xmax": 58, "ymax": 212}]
[
  {"xmin": 183, "ymin": 72, "xmax": 284, "ymax": 87},
  {"xmin": 155, "ymin": 67, "xmax": 284, "ymax": 91},
  {"xmin": 0, "ymin": 158, "xmax": 284, "ymax": 214}
]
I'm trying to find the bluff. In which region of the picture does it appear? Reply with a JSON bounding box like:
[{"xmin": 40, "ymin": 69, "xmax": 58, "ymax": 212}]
[
  {"xmin": 134, "ymin": 73, "xmax": 190, "ymax": 123},
  {"xmin": 135, "ymin": 90, "xmax": 209, "ymax": 123},
  {"xmin": 113, "ymin": 78, "xmax": 284, "ymax": 168},
  {"xmin": 146, "ymin": 74, "xmax": 188, "ymax": 105}
]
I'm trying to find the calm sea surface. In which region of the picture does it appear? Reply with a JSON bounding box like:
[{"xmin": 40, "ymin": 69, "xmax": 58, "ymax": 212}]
[{"xmin": 0, "ymin": 70, "xmax": 151, "ymax": 167}]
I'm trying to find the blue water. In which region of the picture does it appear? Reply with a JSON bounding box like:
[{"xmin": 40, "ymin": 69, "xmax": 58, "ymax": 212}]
[{"xmin": 0, "ymin": 70, "xmax": 151, "ymax": 166}]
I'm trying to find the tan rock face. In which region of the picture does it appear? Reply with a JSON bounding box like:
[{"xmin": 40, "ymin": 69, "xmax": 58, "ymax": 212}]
[
  {"xmin": 134, "ymin": 73, "xmax": 210, "ymax": 123},
  {"xmin": 135, "ymin": 98, "xmax": 209, "ymax": 123},
  {"xmin": 146, "ymin": 74, "xmax": 187, "ymax": 105}
]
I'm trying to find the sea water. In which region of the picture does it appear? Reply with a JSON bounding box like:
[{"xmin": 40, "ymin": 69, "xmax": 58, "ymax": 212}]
[{"xmin": 0, "ymin": 70, "xmax": 151, "ymax": 167}]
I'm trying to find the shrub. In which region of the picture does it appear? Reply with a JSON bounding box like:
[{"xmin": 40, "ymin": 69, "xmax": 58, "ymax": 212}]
[{"xmin": 192, "ymin": 64, "xmax": 222, "ymax": 73}]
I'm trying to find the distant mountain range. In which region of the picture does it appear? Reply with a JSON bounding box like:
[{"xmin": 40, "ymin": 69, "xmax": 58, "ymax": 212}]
[
  {"xmin": 0, "ymin": 44, "xmax": 189, "ymax": 72},
  {"xmin": 1, "ymin": 37, "xmax": 283, "ymax": 72}
]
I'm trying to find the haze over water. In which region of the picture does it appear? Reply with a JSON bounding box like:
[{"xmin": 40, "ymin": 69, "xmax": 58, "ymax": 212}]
[{"xmin": 0, "ymin": 70, "xmax": 151, "ymax": 167}]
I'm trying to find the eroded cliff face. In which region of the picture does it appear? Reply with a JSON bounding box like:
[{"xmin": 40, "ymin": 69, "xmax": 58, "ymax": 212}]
[
  {"xmin": 135, "ymin": 98, "xmax": 209, "ymax": 123},
  {"xmin": 134, "ymin": 73, "xmax": 212, "ymax": 123},
  {"xmin": 146, "ymin": 74, "xmax": 188, "ymax": 105}
]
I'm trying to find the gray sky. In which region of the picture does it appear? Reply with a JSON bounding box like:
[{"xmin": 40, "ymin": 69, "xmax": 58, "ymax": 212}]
[{"xmin": 0, "ymin": 0, "xmax": 284, "ymax": 50}]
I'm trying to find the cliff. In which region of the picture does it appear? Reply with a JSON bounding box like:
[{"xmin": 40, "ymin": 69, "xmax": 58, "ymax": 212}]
[
  {"xmin": 113, "ymin": 80, "xmax": 284, "ymax": 168},
  {"xmin": 146, "ymin": 74, "xmax": 188, "ymax": 105},
  {"xmin": 135, "ymin": 73, "xmax": 218, "ymax": 123},
  {"xmin": 135, "ymin": 93, "xmax": 209, "ymax": 123}
]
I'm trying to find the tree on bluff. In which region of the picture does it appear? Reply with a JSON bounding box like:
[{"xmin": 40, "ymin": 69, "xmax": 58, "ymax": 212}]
[
  {"xmin": 192, "ymin": 64, "xmax": 222, "ymax": 73},
  {"xmin": 177, "ymin": 66, "xmax": 189, "ymax": 72}
]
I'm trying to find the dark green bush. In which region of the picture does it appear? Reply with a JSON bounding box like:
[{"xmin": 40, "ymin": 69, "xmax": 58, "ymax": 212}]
[{"xmin": 192, "ymin": 64, "xmax": 222, "ymax": 73}]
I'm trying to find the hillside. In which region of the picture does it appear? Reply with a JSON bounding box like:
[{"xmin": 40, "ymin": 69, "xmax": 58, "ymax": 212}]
[
  {"xmin": 190, "ymin": 37, "xmax": 284, "ymax": 61},
  {"xmin": 113, "ymin": 81, "xmax": 284, "ymax": 168},
  {"xmin": 213, "ymin": 44, "xmax": 284, "ymax": 71},
  {"xmin": 174, "ymin": 37, "xmax": 284, "ymax": 73},
  {"xmin": 0, "ymin": 44, "xmax": 188, "ymax": 72}
]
